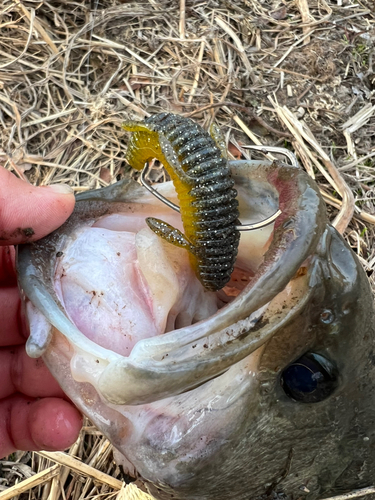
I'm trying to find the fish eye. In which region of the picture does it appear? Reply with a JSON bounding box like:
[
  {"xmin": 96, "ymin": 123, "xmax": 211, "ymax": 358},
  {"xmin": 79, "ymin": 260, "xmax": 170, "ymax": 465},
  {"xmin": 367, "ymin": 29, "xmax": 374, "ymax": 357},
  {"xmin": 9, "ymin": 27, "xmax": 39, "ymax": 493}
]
[{"xmin": 281, "ymin": 353, "xmax": 338, "ymax": 403}]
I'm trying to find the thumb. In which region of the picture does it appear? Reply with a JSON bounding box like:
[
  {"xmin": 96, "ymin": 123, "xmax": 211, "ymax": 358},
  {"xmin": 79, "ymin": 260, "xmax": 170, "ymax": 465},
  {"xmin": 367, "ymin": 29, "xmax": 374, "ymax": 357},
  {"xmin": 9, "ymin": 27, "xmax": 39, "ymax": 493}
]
[{"xmin": 0, "ymin": 167, "xmax": 75, "ymax": 245}]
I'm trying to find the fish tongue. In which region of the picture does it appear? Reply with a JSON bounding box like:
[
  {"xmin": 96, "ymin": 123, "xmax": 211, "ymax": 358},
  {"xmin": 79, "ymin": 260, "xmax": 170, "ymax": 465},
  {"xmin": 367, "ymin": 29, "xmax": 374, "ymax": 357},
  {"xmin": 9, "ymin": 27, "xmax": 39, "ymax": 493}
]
[
  {"xmin": 136, "ymin": 228, "xmax": 218, "ymax": 333},
  {"xmin": 136, "ymin": 228, "xmax": 188, "ymax": 333},
  {"xmin": 54, "ymin": 223, "xmax": 218, "ymax": 358}
]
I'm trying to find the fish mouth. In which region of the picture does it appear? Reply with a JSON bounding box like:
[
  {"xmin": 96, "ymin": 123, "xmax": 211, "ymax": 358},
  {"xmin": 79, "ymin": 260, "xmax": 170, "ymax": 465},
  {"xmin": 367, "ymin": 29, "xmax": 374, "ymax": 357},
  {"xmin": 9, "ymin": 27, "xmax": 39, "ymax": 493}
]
[
  {"xmin": 17, "ymin": 155, "xmax": 375, "ymax": 500},
  {"xmin": 17, "ymin": 159, "xmax": 326, "ymax": 406}
]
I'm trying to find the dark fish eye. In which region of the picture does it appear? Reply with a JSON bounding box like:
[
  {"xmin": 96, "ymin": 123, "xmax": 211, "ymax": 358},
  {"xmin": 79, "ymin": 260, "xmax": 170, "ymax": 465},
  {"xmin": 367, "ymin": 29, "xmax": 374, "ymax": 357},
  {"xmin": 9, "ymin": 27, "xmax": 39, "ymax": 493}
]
[{"xmin": 281, "ymin": 353, "xmax": 338, "ymax": 403}]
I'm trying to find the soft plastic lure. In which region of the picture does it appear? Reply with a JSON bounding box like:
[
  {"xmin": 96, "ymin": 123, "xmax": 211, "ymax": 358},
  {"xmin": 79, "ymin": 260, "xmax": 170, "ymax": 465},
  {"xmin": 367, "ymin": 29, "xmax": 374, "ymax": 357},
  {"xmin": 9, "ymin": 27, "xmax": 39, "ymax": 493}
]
[{"xmin": 122, "ymin": 113, "xmax": 240, "ymax": 291}]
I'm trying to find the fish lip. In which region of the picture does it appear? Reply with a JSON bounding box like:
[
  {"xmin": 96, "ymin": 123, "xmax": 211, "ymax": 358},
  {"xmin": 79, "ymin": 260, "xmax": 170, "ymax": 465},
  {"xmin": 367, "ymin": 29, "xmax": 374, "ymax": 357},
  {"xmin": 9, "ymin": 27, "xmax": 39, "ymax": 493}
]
[{"xmin": 17, "ymin": 159, "xmax": 327, "ymax": 405}]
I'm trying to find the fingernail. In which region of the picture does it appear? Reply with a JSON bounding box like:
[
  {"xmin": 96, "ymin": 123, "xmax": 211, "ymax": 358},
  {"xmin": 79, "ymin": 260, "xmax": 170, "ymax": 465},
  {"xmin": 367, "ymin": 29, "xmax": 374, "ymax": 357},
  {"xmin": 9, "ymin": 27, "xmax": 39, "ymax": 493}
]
[{"xmin": 45, "ymin": 184, "xmax": 74, "ymax": 195}]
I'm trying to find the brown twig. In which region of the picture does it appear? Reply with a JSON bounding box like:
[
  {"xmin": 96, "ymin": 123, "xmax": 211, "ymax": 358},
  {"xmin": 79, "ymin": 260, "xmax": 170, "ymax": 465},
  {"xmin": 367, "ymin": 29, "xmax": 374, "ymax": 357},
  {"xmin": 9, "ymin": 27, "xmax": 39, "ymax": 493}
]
[
  {"xmin": 0, "ymin": 465, "xmax": 60, "ymax": 500},
  {"xmin": 179, "ymin": 0, "xmax": 186, "ymax": 39}
]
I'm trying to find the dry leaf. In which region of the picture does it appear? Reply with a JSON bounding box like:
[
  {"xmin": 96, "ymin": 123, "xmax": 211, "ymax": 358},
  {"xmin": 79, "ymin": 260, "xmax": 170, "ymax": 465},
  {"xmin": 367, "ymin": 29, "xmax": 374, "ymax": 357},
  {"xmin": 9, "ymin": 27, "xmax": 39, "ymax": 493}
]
[
  {"xmin": 228, "ymin": 142, "xmax": 243, "ymax": 159},
  {"xmin": 100, "ymin": 167, "xmax": 113, "ymax": 183},
  {"xmin": 270, "ymin": 6, "xmax": 287, "ymax": 20}
]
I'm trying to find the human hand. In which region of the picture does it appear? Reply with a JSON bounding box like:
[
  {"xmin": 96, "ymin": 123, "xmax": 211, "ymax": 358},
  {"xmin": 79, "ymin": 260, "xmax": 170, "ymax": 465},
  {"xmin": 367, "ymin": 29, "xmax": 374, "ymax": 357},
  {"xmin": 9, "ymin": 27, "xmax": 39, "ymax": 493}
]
[{"xmin": 0, "ymin": 167, "xmax": 82, "ymax": 458}]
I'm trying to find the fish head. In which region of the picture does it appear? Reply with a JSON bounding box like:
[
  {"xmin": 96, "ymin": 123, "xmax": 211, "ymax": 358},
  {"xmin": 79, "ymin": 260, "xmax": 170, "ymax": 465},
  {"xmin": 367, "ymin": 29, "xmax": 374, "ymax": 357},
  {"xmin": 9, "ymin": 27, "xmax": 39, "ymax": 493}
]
[
  {"xmin": 17, "ymin": 159, "xmax": 375, "ymax": 500},
  {"xmin": 251, "ymin": 223, "xmax": 375, "ymax": 499}
]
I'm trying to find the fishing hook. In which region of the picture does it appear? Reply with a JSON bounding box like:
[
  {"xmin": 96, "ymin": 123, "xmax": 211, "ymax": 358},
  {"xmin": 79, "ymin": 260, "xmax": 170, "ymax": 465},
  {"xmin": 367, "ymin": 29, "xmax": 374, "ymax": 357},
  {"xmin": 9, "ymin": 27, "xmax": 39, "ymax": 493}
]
[{"xmin": 139, "ymin": 143, "xmax": 299, "ymax": 232}]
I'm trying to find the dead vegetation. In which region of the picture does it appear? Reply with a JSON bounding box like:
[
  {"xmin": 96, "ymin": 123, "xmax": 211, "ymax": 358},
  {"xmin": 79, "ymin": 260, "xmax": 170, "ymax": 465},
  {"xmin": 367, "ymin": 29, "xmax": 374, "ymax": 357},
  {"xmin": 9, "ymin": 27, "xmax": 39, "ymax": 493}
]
[{"xmin": 0, "ymin": 0, "xmax": 375, "ymax": 498}]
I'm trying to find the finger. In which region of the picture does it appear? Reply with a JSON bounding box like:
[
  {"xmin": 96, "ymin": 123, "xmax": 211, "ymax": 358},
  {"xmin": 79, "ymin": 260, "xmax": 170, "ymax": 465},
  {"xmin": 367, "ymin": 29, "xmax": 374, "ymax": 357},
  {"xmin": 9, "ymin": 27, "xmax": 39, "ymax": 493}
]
[
  {"xmin": 0, "ymin": 246, "xmax": 16, "ymax": 285},
  {"xmin": 0, "ymin": 345, "xmax": 65, "ymax": 399},
  {"xmin": 0, "ymin": 395, "xmax": 82, "ymax": 458},
  {"xmin": 0, "ymin": 287, "xmax": 25, "ymax": 346},
  {"xmin": 0, "ymin": 167, "xmax": 75, "ymax": 245}
]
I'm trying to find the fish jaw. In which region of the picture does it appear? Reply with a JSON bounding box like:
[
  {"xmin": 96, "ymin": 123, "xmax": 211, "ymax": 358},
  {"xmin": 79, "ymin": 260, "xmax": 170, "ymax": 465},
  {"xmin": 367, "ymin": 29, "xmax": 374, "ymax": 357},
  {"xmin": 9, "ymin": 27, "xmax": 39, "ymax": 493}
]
[
  {"xmin": 17, "ymin": 160, "xmax": 375, "ymax": 499},
  {"xmin": 35, "ymin": 231, "xmax": 375, "ymax": 500},
  {"xmin": 19, "ymin": 160, "xmax": 326, "ymax": 406}
]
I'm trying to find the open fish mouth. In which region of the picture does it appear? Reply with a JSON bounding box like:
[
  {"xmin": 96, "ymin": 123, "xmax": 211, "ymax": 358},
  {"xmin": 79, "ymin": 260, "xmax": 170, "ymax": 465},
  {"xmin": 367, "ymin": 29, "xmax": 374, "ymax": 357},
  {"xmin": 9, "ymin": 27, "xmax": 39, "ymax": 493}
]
[
  {"xmin": 17, "ymin": 159, "xmax": 324, "ymax": 406},
  {"xmin": 17, "ymin": 157, "xmax": 375, "ymax": 500}
]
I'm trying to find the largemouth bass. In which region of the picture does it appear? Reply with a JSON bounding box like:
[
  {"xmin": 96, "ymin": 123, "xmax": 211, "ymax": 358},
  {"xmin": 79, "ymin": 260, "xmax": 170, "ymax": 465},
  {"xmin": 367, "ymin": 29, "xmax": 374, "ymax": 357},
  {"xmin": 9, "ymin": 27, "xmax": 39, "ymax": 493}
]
[{"xmin": 17, "ymin": 156, "xmax": 375, "ymax": 500}]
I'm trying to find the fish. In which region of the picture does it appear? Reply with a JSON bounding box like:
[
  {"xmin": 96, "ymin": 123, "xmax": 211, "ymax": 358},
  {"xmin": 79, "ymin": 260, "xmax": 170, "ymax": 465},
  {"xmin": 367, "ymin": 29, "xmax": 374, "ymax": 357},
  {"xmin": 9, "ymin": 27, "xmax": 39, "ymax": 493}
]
[{"xmin": 17, "ymin": 151, "xmax": 375, "ymax": 500}]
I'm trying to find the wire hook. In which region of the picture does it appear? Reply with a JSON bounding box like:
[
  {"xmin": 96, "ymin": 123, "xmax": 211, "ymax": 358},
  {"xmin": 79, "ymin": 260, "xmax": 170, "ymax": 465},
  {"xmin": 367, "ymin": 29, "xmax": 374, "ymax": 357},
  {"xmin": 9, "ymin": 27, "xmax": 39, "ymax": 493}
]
[
  {"xmin": 241, "ymin": 144, "xmax": 299, "ymax": 167},
  {"xmin": 139, "ymin": 143, "xmax": 297, "ymax": 231}
]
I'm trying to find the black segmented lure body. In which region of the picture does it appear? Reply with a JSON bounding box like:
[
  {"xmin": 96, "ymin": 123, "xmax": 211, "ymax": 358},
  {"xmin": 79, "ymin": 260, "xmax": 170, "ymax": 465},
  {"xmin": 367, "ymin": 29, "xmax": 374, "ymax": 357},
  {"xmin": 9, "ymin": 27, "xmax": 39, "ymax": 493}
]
[{"xmin": 122, "ymin": 113, "xmax": 240, "ymax": 291}]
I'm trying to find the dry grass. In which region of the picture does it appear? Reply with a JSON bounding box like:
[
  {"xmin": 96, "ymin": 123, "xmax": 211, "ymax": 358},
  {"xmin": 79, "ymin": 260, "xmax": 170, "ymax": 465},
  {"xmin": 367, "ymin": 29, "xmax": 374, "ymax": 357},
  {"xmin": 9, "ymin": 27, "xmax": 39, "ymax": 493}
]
[{"xmin": 0, "ymin": 0, "xmax": 375, "ymax": 498}]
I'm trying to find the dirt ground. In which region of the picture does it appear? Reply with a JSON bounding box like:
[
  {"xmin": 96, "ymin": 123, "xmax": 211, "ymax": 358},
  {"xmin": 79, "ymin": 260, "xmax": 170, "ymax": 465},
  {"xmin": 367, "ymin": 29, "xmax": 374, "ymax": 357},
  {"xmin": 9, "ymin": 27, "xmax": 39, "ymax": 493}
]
[{"xmin": 0, "ymin": 0, "xmax": 375, "ymax": 499}]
